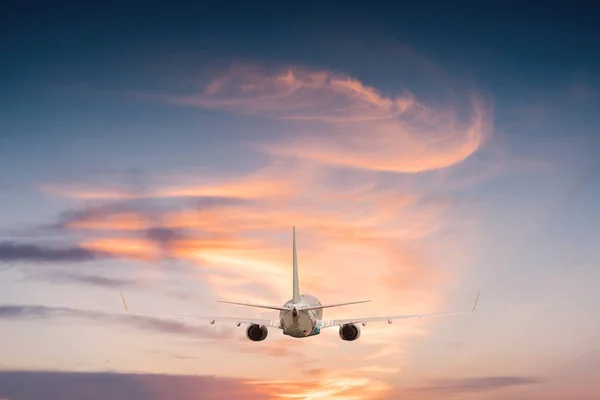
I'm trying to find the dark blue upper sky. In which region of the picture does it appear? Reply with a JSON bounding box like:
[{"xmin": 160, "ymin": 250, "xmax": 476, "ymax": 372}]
[
  {"xmin": 3, "ymin": 2, "xmax": 599, "ymax": 131},
  {"xmin": 2, "ymin": 1, "xmax": 599, "ymax": 87},
  {"xmin": 2, "ymin": 0, "xmax": 599, "ymax": 210},
  {"xmin": 2, "ymin": 1, "xmax": 599, "ymax": 187}
]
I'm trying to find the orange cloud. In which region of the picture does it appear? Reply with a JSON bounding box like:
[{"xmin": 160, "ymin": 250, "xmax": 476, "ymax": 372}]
[
  {"xmin": 79, "ymin": 238, "xmax": 160, "ymax": 261},
  {"xmin": 160, "ymin": 63, "xmax": 492, "ymax": 173},
  {"xmin": 260, "ymin": 95, "xmax": 489, "ymax": 173},
  {"xmin": 49, "ymin": 172, "xmax": 466, "ymax": 386},
  {"xmin": 177, "ymin": 63, "xmax": 412, "ymax": 122},
  {"xmin": 48, "ymin": 156, "xmax": 465, "ymax": 312},
  {"xmin": 39, "ymin": 60, "xmax": 490, "ymax": 389},
  {"xmin": 359, "ymin": 365, "xmax": 402, "ymax": 374},
  {"xmin": 41, "ymin": 165, "xmax": 298, "ymax": 202},
  {"xmin": 248, "ymin": 374, "xmax": 393, "ymax": 400}
]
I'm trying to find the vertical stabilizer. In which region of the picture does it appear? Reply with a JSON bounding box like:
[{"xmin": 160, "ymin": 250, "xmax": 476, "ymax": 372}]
[{"xmin": 292, "ymin": 226, "xmax": 301, "ymax": 303}]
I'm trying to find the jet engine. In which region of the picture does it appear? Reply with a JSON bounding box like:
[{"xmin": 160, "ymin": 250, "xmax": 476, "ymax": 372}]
[
  {"xmin": 339, "ymin": 323, "xmax": 361, "ymax": 341},
  {"xmin": 246, "ymin": 324, "xmax": 268, "ymax": 341}
]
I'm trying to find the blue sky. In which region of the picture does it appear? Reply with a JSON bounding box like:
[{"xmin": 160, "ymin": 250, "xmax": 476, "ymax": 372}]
[{"xmin": 1, "ymin": 2, "xmax": 599, "ymax": 399}]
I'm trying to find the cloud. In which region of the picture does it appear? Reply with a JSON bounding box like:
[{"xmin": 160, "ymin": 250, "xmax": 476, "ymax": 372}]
[
  {"xmin": 249, "ymin": 374, "xmax": 393, "ymax": 399},
  {"xmin": 145, "ymin": 226, "xmax": 184, "ymax": 246},
  {"xmin": 30, "ymin": 160, "xmax": 473, "ymax": 338},
  {"xmin": 170, "ymin": 63, "xmax": 413, "ymax": 122},
  {"xmin": 25, "ymin": 271, "xmax": 137, "ymax": 289},
  {"xmin": 0, "ymin": 304, "xmax": 233, "ymax": 340},
  {"xmin": 158, "ymin": 63, "xmax": 493, "ymax": 173},
  {"xmin": 26, "ymin": 159, "xmax": 480, "ymax": 385},
  {"xmin": 52, "ymin": 196, "xmax": 252, "ymax": 229},
  {"xmin": 0, "ymin": 371, "xmax": 270, "ymax": 400},
  {"xmin": 409, "ymin": 376, "xmax": 543, "ymax": 395},
  {"xmin": 231, "ymin": 337, "xmax": 305, "ymax": 359},
  {"xmin": 558, "ymin": 159, "xmax": 600, "ymax": 205},
  {"xmin": 23, "ymin": 57, "xmax": 494, "ymax": 384},
  {"xmin": 0, "ymin": 242, "xmax": 106, "ymax": 263},
  {"xmin": 359, "ymin": 365, "xmax": 401, "ymax": 374},
  {"xmin": 42, "ymin": 170, "xmax": 297, "ymax": 202}
]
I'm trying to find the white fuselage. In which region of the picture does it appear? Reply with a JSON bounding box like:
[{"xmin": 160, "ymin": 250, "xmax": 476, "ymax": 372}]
[{"xmin": 279, "ymin": 294, "xmax": 323, "ymax": 338}]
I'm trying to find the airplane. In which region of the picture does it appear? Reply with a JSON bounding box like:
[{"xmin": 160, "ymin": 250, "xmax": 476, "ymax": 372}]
[{"xmin": 120, "ymin": 227, "xmax": 480, "ymax": 341}]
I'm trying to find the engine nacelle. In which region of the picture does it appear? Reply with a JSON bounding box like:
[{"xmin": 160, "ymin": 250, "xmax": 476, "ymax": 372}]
[
  {"xmin": 246, "ymin": 324, "xmax": 268, "ymax": 341},
  {"xmin": 339, "ymin": 323, "xmax": 361, "ymax": 341}
]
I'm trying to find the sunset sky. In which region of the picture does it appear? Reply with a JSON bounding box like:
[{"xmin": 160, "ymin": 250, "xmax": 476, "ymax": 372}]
[{"xmin": 1, "ymin": 2, "xmax": 599, "ymax": 399}]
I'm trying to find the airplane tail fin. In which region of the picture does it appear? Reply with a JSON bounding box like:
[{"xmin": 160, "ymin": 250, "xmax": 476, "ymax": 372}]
[
  {"xmin": 293, "ymin": 226, "xmax": 301, "ymax": 303},
  {"xmin": 217, "ymin": 227, "xmax": 302, "ymax": 311}
]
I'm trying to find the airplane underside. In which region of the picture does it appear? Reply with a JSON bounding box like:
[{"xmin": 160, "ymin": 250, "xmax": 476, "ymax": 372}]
[
  {"xmin": 283, "ymin": 328, "xmax": 320, "ymax": 338},
  {"xmin": 283, "ymin": 319, "xmax": 323, "ymax": 338}
]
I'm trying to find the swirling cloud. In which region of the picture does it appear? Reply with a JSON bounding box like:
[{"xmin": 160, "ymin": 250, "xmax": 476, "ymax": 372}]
[
  {"xmin": 173, "ymin": 64, "xmax": 412, "ymax": 122},
  {"xmin": 164, "ymin": 63, "xmax": 492, "ymax": 173},
  {"xmin": 22, "ymin": 59, "xmax": 490, "ymax": 392}
]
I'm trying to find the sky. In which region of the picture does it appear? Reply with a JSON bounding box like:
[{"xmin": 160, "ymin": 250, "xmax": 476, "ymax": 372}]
[{"xmin": 1, "ymin": 1, "xmax": 600, "ymax": 399}]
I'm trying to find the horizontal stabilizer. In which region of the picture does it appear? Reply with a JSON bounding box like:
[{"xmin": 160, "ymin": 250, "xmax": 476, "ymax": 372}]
[
  {"xmin": 217, "ymin": 300, "xmax": 290, "ymax": 311},
  {"xmin": 301, "ymin": 300, "xmax": 371, "ymax": 311}
]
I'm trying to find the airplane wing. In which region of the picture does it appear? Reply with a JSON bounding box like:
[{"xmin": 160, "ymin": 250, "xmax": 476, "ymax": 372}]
[
  {"xmin": 119, "ymin": 292, "xmax": 282, "ymax": 329},
  {"xmin": 321, "ymin": 290, "xmax": 480, "ymax": 328}
]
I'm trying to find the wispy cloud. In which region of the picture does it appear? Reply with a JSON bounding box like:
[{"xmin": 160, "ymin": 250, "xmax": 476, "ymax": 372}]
[
  {"xmin": 0, "ymin": 242, "xmax": 106, "ymax": 263},
  {"xmin": 24, "ymin": 270, "xmax": 137, "ymax": 289},
  {"xmin": 169, "ymin": 63, "xmax": 412, "ymax": 122},
  {"xmin": 406, "ymin": 376, "xmax": 543, "ymax": 395},
  {"xmin": 558, "ymin": 159, "xmax": 600, "ymax": 205},
  {"xmin": 42, "ymin": 169, "xmax": 297, "ymax": 202},
  {"xmin": 21, "ymin": 57, "xmax": 494, "ymax": 384},
  {"xmin": 29, "ymin": 154, "xmax": 481, "ymax": 378},
  {"xmin": 0, "ymin": 304, "xmax": 233, "ymax": 340},
  {"xmin": 249, "ymin": 373, "xmax": 393, "ymax": 399},
  {"xmin": 52, "ymin": 196, "xmax": 251, "ymax": 229},
  {"xmin": 0, "ymin": 371, "xmax": 270, "ymax": 400},
  {"xmin": 158, "ymin": 63, "xmax": 493, "ymax": 173}
]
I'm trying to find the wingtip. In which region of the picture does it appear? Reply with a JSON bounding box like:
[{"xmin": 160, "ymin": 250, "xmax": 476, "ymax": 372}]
[
  {"xmin": 120, "ymin": 290, "xmax": 129, "ymax": 312},
  {"xmin": 472, "ymin": 289, "xmax": 481, "ymax": 312}
]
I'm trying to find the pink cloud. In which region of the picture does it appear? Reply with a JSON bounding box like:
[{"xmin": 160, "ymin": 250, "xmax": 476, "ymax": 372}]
[
  {"xmin": 32, "ymin": 57, "xmax": 493, "ymax": 387},
  {"xmin": 158, "ymin": 63, "xmax": 493, "ymax": 173}
]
